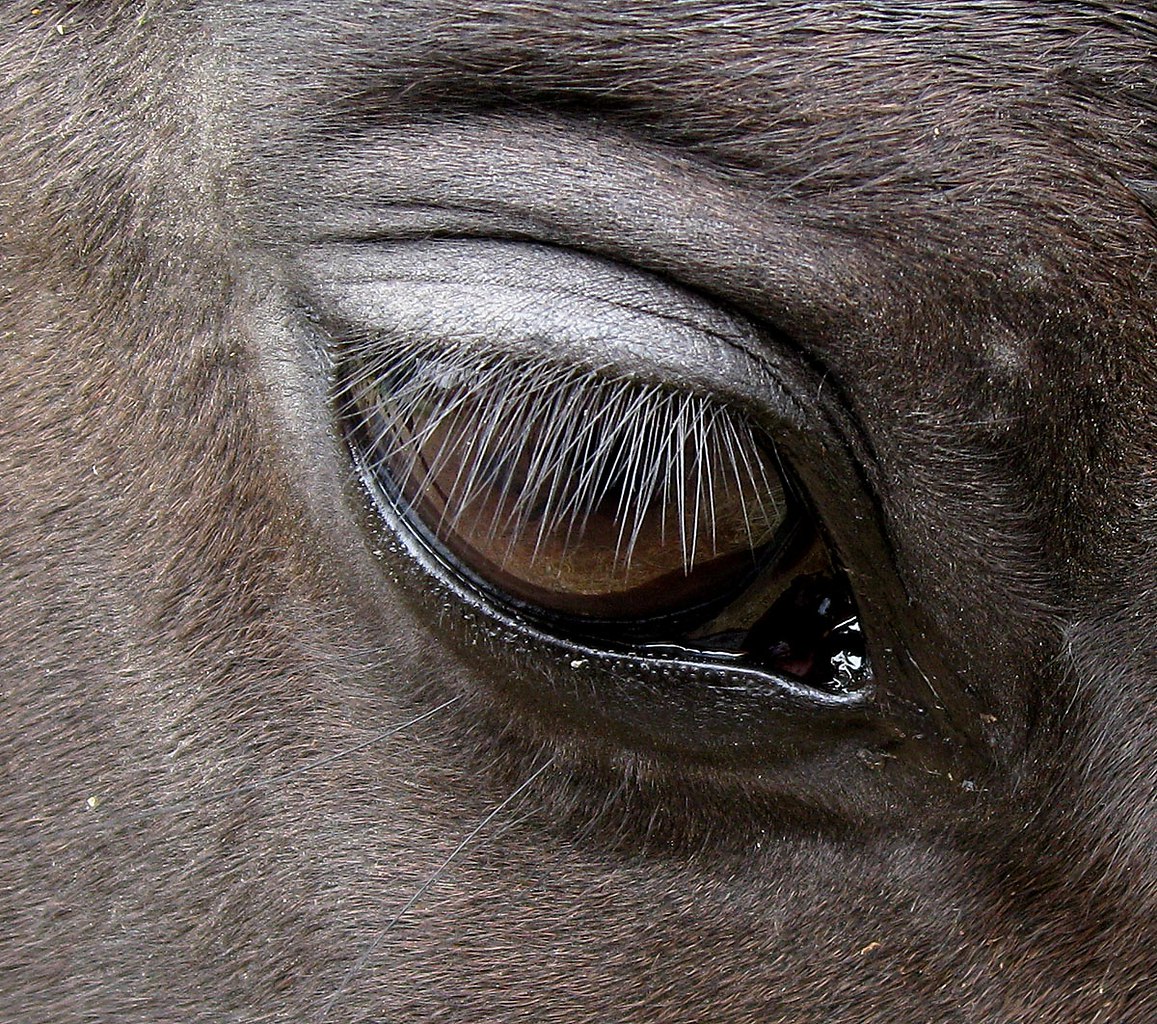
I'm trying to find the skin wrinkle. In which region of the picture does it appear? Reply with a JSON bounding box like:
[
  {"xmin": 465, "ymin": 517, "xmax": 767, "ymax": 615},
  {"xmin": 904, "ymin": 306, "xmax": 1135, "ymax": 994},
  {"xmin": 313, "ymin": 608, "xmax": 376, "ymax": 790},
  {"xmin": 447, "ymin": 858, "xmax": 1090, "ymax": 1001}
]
[
  {"xmin": 226, "ymin": 3, "xmax": 1156, "ymax": 238},
  {"xmin": 2, "ymin": 2, "xmax": 1156, "ymax": 1023}
]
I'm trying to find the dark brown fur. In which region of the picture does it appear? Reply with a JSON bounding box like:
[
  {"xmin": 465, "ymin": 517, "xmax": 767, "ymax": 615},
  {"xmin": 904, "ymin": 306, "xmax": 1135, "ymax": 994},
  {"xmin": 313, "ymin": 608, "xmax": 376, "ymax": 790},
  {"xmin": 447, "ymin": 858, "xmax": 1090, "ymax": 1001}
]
[{"xmin": 2, "ymin": 2, "xmax": 1156, "ymax": 1021}]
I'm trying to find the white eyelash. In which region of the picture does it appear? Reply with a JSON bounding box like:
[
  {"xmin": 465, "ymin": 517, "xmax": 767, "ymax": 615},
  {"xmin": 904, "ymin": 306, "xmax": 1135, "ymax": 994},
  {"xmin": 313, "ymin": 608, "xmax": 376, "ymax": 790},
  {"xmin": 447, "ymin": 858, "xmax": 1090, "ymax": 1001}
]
[{"xmin": 336, "ymin": 337, "xmax": 784, "ymax": 574}]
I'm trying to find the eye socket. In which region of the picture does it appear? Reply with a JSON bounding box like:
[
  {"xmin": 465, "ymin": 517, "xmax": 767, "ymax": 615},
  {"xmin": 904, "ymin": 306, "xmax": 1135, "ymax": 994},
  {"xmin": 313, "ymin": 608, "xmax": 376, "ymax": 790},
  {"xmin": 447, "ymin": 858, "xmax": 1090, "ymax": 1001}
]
[{"xmin": 337, "ymin": 339, "xmax": 869, "ymax": 694}]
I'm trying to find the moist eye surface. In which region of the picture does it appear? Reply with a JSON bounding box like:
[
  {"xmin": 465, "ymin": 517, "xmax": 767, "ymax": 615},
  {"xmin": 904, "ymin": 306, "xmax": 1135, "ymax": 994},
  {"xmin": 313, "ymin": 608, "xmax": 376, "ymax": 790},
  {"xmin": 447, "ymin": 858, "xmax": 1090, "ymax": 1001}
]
[{"xmin": 335, "ymin": 336, "xmax": 869, "ymax": 693}]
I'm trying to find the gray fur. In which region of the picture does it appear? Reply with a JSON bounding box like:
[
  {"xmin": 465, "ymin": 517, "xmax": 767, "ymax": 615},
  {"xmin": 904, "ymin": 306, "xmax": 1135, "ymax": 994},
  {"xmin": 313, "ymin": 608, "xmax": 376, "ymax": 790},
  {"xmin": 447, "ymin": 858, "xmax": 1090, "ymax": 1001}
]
[{"xmin": 2, "ymin": 3, "xmax": 1155, "ymax": 1021}]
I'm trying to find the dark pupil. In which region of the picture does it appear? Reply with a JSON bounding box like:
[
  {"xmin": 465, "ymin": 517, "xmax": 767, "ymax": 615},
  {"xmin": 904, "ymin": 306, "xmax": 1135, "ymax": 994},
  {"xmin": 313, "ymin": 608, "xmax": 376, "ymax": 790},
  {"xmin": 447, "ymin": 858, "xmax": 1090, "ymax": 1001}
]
[{"xmin": 346, "ymin": 352, "xmax": 786, "ymax": 623}]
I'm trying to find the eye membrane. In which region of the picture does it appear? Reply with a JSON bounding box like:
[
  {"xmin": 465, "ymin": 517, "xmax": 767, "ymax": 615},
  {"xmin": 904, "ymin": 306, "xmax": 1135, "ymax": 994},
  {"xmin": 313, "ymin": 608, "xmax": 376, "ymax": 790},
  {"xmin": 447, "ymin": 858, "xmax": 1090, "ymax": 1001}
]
[{"xmin": 335, "ymin": 337, "xmax": 868, "ymax": 693}]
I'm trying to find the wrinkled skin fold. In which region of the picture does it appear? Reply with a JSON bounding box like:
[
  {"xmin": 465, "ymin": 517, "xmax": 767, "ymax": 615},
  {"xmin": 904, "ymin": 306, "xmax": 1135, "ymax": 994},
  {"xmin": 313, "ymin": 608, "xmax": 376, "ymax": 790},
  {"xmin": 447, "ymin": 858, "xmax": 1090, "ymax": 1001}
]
[{"xmin": 2, "ymin": 3, "xmax": 1156, "ymax": 1022}]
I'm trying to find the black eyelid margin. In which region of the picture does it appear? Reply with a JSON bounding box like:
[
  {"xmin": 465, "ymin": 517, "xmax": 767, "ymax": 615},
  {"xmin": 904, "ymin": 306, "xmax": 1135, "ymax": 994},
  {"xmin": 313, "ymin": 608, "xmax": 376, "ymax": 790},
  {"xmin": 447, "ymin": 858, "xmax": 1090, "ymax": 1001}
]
[{"xmin": 304, "ymin": 237, "xmax": 993, "ymax": 785}]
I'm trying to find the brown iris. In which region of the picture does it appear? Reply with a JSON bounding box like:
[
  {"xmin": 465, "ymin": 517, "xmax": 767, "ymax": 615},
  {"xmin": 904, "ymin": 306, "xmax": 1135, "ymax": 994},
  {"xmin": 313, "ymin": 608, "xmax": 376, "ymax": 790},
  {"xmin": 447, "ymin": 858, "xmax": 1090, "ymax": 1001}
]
[{"xmin": 344, "ymin": 346, "xmax": 786, "ymax": 624}]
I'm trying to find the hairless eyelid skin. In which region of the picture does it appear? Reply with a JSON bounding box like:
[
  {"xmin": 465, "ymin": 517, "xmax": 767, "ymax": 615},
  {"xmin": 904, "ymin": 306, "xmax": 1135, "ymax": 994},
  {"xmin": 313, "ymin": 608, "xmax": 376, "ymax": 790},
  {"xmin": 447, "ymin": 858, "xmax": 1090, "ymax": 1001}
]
[{"xmin": 295, "ymin": 239, "xmax": 803, "ymax": 425}]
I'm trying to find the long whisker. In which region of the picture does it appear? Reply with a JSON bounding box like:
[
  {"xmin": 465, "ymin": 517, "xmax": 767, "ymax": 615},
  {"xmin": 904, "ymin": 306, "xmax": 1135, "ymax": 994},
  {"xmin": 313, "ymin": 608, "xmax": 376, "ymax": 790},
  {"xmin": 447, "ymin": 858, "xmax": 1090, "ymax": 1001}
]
[{"xmin": 319, "ymin": 755, "xmax": 557, "ymax": 1021}]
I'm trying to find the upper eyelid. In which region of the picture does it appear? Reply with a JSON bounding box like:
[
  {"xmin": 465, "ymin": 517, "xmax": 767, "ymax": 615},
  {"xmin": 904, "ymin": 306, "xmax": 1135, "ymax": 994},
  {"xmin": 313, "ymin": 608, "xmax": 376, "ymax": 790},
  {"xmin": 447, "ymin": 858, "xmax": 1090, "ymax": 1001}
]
[
  {"xmin": 272, "ymin": 119, "xmax": 886, "ymax": 369},
  {"xmin": 297, "ymin": 238, "xmax": 746, "ymax": 330},
  {"xmin": 329, "ymin": 268, "xmax": 751, "ymax": 355},
  {"xmin": 296, "ymin": 238, "xmax": 809, "ymax": 425}
]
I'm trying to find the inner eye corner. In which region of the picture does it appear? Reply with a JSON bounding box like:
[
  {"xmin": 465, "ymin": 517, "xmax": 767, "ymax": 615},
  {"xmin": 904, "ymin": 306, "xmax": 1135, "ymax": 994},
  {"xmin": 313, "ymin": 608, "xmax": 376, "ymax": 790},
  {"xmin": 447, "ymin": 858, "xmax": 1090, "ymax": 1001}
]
[{"xmin": 331, "ymin": 331, "xmax": 870, "ymax": 696}]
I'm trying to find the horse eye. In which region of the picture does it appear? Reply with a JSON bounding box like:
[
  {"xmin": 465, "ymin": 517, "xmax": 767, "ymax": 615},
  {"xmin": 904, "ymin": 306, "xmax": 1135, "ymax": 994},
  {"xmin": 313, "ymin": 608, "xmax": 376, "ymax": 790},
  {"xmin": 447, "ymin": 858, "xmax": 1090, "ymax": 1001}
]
[{"xmin": 338, "ymin": 341, "xmax": 869, "ymax": 694}]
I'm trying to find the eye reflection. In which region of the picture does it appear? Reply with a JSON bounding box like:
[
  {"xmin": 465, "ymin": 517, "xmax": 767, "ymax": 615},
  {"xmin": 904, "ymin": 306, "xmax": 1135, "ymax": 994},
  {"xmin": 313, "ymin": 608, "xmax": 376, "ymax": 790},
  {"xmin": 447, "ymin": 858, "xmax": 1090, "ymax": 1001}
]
[{"xmin": 338, "ymin": 340, "xmax": 869, "ymax": 693}]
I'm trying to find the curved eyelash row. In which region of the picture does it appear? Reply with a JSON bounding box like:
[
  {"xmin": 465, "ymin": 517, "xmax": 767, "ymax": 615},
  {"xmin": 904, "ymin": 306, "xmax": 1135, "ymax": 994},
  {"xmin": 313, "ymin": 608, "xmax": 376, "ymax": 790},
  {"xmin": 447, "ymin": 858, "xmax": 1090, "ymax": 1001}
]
[{"xmin": 335, "ymin": 337, "xmax": 785, "ymax": 574}]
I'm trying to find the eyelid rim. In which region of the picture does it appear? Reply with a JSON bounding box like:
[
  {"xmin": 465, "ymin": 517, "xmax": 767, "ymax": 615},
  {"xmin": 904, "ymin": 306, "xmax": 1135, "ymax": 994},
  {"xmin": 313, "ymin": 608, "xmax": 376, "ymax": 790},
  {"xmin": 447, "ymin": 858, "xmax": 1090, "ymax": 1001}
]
[
  {"xmin": 344, "ymin": 405, "xmax": 873, "ymax": 714},
  {"xmin": 299, "ymin": 241, "xmax": 873, "ymax": 708}
]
